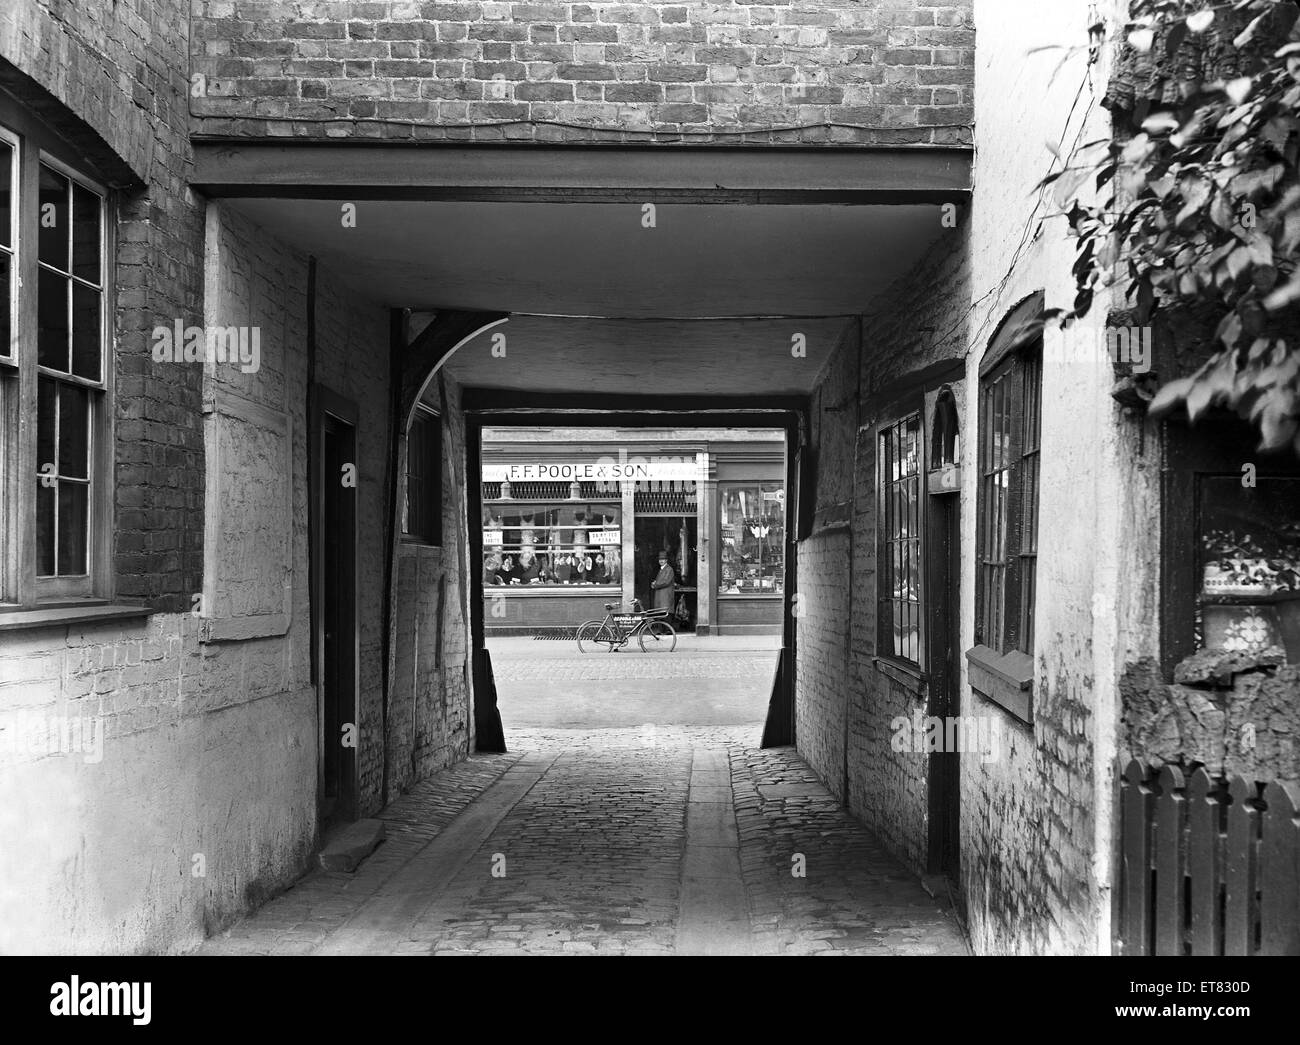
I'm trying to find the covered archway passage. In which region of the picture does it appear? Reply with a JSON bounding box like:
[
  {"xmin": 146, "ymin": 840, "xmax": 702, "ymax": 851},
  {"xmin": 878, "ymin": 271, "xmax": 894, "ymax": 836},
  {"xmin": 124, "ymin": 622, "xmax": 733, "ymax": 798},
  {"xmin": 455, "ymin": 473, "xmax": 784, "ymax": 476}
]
[
  {"xmin": 191, "ymin": 140, "xmax": 969, "ymax": 752},
  {"xmin": 184, "ymin": 141, "xmax": 970, "ymax": 956}
]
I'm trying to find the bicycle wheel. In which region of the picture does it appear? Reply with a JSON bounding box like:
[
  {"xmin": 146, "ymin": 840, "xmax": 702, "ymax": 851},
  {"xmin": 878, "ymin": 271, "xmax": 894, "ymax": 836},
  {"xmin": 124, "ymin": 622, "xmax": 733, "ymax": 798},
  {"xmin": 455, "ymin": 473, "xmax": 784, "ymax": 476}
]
[
  {"xmin": 639, "ymin": 620, "xmax": 676, "ymax": 652},
  {"xmin": 577, "ymin": 622, "xmax": 614, "ymax": 653}
]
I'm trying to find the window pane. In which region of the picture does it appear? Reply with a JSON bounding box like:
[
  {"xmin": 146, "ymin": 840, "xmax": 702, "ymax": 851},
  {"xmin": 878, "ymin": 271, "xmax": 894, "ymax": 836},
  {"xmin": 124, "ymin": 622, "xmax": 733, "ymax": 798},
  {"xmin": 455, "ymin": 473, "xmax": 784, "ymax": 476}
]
[
  {"xmin": 59, "ymin": 384, "xmax": 89, "ymax": 480},
  {"xmin": 484, "ymin": 497, "xmax": 622, "ymax": 587},
  {"xmin": 37, "ymin": 376, "xmax": 55, "ymax": 475},
  {"xmin": 72, "ymin": 183, "xmax": 101, "ymax": 283},
  {"xmin": 38, "ymin": 165, "xmax": 69, "ymax": 270},
  {"xmin": 37, "ymin": 482, "xmax": 55, "ymax": 575},
  {"xmin": 0, "ymin": 140, "xmax": 11, "ymax": 248},
  {"xmin": 71, "ymin": 282, "xmax": 101, "ymax": 380},
  {"xmin": 38, "ymin": 268, "xmax": 69, "ymax": 370},
  {"xmin": 57, "ymin": 481, "xmax": 88, "ymax": 575},
  {"xmin": 878, "ymin": 414, "xmax": 922, "ymax": 662}
]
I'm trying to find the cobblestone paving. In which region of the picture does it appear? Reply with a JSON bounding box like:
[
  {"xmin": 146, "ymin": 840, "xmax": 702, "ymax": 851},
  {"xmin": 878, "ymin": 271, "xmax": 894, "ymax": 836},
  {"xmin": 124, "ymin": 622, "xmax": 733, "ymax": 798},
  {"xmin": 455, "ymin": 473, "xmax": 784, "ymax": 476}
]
[
  {"xmin": 732, "ymin": 746, "xmax": 969, "ymax": 955},
  {"xmin": 197, "ymin": 753, "xmax": 521, "ymax": 955},
  {"xmin": 196, "ymin": 725, "xmax": 967, "ymax": 956}
]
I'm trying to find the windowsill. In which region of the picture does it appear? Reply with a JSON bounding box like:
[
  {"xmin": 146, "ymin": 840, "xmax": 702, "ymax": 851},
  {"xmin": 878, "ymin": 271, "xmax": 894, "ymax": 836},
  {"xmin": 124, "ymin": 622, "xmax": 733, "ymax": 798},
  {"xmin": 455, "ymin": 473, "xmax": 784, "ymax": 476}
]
[
  {"xmin": 966, "ymin": 644, "xmax": 1034, "ymax": 724},
  {"xmin": 718, "ymin": 591, "xmax": 784, "ymax": 598},
  {"xmin": 399, "ymin": 535, "xmax": 442, "ymax": 549},
  {"xmin": 484, "ymin": 586, "xmax": 620, "ymax": 595},
  {"xmin": 0, "ymin": 601, "xmax": 153, "ymax": 632},
  {"xmin": 873, "ymin": 655, "xmax": 927, "ymax": 696}
]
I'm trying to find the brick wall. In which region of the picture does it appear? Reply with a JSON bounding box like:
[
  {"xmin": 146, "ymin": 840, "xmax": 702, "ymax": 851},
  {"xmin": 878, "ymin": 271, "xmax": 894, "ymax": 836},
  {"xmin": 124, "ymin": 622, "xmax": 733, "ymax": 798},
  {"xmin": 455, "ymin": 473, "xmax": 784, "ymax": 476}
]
[
  {"xmin": 0, "ymin": 612, "xmax": 317, "ymax": 953},
  {"xmin": 848, "ymin": 226, "xmax": 968, "ymax": 869},
  {"xmin": 796, "ymin": 219, "xmax": 968, "ymax": 871},
  {"xmin": 389, "ymin": 376, "xmax": 473, "ymax": 791},
  {"xmin": 190, "ymin": 0, "xmax": 974, "ymax": 144},
  {"xmin": 794, "ymin": 321, "xmax": 855, "ymax": 799},
  {"xmin": 0, "ymin": 196, "xmax": 479, "ymax": 952},
  {"xmin": 794, "ymin": 0, "xmax": 1137, "ymax": 955},
  {"xmin": 1, "ymin": 0, "xmax": 206, "ymax": 611}
]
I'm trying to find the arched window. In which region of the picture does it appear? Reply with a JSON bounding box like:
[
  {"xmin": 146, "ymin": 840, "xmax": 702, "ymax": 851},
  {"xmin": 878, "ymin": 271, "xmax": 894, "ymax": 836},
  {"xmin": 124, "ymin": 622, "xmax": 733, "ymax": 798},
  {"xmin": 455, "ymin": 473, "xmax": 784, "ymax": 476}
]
[{"xmin": 932, "ymin": 388, "xmax": 960, "ymax": 470}]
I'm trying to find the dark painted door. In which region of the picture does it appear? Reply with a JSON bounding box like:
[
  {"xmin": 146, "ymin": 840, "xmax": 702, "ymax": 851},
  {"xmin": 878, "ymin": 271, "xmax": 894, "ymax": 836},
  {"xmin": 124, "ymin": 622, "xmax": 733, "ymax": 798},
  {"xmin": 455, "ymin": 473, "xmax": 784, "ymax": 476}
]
[
  {"xmin": 926, "ymin": 479, "xmax": 961, "ymax": 892},
  {"xmin": 321, "ymin": 414, "xmax": 357, "ymax": 826}
]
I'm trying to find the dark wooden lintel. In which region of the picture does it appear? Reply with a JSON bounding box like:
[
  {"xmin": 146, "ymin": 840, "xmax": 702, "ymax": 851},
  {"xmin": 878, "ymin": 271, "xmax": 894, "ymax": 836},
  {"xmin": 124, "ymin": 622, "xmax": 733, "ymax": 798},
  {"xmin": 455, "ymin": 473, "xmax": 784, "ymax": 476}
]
[{"xmin": 192, "ymin": 141, "xmax": 972, "ymax": 205}]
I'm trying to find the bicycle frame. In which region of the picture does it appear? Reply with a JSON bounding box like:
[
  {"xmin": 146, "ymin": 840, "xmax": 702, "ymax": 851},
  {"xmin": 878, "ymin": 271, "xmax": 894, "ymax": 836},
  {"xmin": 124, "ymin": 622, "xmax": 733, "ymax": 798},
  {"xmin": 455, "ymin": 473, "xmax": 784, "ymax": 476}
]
[{"xmin": 576, "ymin": 600, "xmax": 672, "ymax": 651}]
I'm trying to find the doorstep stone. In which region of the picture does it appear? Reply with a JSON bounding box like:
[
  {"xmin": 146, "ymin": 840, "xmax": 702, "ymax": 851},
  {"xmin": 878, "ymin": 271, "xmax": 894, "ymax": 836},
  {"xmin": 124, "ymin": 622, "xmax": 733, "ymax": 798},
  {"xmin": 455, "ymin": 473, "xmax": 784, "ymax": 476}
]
[{"xmin": 319, "ymin": 819, "xmax": 386, "ymax": 872}]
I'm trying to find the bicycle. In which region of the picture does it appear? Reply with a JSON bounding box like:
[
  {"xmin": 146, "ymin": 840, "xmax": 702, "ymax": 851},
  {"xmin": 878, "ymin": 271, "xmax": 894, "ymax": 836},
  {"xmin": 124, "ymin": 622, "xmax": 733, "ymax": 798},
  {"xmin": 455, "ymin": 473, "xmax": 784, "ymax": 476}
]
[{"xmin": 576, "ymin": 598, "xmax": 677, "ymax": 653}]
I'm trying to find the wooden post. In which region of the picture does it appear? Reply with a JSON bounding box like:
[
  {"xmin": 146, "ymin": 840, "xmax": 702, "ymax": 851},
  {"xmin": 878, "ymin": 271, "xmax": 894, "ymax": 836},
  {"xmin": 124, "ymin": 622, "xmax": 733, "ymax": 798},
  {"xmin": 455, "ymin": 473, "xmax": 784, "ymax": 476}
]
[
  {"xmin": 1187, "ymin": 767, "xmax": 1223, "ymax": 956},
  {"xmin": 1121, "ymin": 759, "xmax": 1154, "ymax": 955},
  {"xmin": 1154, "ymin": 764, "xmax": 1186, "ymax": 955},
  {"xmin": 1224, "ymin": 775, "xmax": 1259, "ymax": 955},
  {"xmin": 1260, "ymin": 781, "xmax": 1300, "ymax": 956}
]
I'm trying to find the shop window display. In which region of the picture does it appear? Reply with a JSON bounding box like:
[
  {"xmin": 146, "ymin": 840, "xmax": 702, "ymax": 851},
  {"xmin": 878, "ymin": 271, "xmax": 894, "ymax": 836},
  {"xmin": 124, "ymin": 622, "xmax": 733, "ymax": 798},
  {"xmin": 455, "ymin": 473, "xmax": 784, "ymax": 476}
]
[
  {"xmin": 1197, "ymin": 476, "xmax": 1300, "ymax": 663},
  {"xmin": 718, "ymin": 483, "xmax": 784, "ymax": 594},
  {"xmin": 482, "ymin": 500, "xmax": 622, "ymax": 586}
]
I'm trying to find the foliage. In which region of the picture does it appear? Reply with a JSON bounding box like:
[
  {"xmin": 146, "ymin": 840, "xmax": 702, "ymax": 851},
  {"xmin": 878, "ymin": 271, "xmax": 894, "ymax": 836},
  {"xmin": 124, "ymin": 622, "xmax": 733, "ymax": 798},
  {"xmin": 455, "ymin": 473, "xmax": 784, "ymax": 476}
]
[{"xmin": 1050, "ymin": 0, "xmax": 1300, "ymax": 454}]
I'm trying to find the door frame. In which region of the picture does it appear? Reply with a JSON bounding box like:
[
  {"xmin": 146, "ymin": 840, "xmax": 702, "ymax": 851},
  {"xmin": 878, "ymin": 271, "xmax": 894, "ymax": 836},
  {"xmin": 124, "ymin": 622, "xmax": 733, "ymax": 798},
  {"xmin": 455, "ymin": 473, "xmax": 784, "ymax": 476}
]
[
  {"xmin": 925, "ymin": 384, "xmax": 962, "ymax": 892},
  {"xmin": 310, "ymin": 383, "xmax": 361, "ymax": 826},
  {"xmin": 462, "ymin": 395, "xmax": 805, "ymax": 751}
]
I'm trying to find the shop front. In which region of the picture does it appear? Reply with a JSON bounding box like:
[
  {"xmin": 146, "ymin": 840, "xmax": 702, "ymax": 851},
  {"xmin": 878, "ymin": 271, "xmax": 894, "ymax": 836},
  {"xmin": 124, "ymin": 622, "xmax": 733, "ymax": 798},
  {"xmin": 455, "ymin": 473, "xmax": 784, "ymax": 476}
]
[{"xmin": 480, "ymin": 430, "xmax": 784, "ymax": 636}]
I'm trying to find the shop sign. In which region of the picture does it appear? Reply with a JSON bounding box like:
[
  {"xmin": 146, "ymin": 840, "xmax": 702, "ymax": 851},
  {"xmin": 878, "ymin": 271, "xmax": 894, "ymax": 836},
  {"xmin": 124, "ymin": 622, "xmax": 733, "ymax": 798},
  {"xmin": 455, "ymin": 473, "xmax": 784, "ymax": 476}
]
[
  {"xmin": 483, "ymin": 454, "xmax": 705, "ymax": 483},
  {"xmin": 484, "ymin": 530, "xmax": 503, "ymax": 545},
  {"xmin": 590, "ymin": 530, "xmax": 621, "ymax": 545}
]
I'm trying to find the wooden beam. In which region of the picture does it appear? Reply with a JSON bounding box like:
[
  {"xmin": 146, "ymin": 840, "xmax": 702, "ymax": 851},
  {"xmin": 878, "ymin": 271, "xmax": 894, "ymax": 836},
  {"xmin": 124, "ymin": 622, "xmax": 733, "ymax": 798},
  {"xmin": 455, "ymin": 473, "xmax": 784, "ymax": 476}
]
[
  {"xmin": 400, "ymin": 310, "xmax": 509, "ymax": 425},
  {"xmin": 192, "ymin": 141, "xmax": 972, "ymax": 205},
  {"xmin": 460, "ymin": 390, "xmax": 807, "ymax": 418}
]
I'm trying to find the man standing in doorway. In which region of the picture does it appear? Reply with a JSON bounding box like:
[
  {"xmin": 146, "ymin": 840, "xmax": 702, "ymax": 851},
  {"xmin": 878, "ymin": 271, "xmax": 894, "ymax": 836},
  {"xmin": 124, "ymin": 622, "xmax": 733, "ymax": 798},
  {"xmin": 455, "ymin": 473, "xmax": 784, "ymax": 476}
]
[{"xmin": 651, "ymin": 551, "xmax": 676, "ymax": 612}]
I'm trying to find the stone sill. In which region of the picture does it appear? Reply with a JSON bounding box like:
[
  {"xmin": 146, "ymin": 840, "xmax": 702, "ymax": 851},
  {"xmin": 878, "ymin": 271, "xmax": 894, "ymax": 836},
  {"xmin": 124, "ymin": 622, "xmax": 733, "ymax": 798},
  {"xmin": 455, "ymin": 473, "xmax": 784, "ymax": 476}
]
[
  {"xmin": 873, "ymin": 655, "xmax": 927, "ymax": 697},
  {"xmin": 966, "ymin": 644, "xmax": 1034, "ymax": 725},
  {"xmin": 483, "ymin": 586, "xmax": 619, "ymax": 597},
  {"xmin": 0, "ymin": 602, "xmax": 153, "ymax": 633}
]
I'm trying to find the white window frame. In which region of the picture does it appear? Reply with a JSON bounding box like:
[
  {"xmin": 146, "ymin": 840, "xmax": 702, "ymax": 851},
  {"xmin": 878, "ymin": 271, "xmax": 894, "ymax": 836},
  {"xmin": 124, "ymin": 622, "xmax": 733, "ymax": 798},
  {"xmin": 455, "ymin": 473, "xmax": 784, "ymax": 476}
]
[{"xmin": 0, "ymin": 102, "xmax": 114, "ymax": 610}]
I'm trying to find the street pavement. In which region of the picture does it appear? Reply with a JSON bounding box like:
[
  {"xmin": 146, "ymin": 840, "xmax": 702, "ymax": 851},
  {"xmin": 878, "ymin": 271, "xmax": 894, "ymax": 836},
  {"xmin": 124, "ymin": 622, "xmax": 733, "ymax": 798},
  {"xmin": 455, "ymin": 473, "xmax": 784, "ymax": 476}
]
[
  {"xmin": 489, "ymin": 638, "xmax": 778, "ymax": 729},
  {"xmin": 197, "ymin": 670, "xmax": 969, "ymax": 955}
]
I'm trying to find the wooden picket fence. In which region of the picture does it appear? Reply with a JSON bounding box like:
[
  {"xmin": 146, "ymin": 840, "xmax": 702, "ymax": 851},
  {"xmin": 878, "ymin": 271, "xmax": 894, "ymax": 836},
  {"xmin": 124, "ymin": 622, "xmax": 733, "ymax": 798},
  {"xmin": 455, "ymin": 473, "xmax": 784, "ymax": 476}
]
[{"xmin": 1115, "ymin": 760, "xmax": 1300, "ymax": 955}]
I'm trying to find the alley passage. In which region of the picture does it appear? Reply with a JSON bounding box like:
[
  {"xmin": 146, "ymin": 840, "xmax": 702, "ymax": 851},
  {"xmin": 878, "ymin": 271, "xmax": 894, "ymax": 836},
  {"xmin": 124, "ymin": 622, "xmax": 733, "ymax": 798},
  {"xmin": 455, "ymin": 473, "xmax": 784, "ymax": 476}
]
[{"xmin": 198, "ymin": 725, "xmax": 968, "ymax": 956}]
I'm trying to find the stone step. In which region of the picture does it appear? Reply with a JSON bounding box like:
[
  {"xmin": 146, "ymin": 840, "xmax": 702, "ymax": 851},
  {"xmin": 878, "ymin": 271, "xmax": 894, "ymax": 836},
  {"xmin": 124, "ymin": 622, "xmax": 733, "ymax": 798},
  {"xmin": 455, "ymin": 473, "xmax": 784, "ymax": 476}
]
[{"xmin": 319, "ymin": 819, "xmax": 387, "ymax": 873}]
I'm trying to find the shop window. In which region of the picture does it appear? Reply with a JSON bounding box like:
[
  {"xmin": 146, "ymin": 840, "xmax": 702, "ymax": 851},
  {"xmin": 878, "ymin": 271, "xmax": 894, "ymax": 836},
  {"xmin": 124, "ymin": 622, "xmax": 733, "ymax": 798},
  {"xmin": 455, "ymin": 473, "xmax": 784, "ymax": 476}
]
[
  {"xmin": 482, "ymin": 500, "xmax": 621, "ymax": 586},
  {"xmin": 968, "ymin": 293, "xmax": 1044, "ymax": 723},
  {"xmin": 0, "ymin": 114, "xmax": 111, "ymax": 607},
  {"xmin": 1198, "ymin": 478, "xmax": 1300, "ymax": 660},
  {"xmin": 718, "ymin": 482, "xmax": 784, "ymax": 595},
  {"xmin": 403, "ymin": 405, "xmax": 441, "ymax": 545},
  {"xmin": 1164, "ymin": 415, "xmax": 1300, "ymax": 672},
  {"xmin": 877, "ymin": 412, "xmax": 923, "ymax": 664}
]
